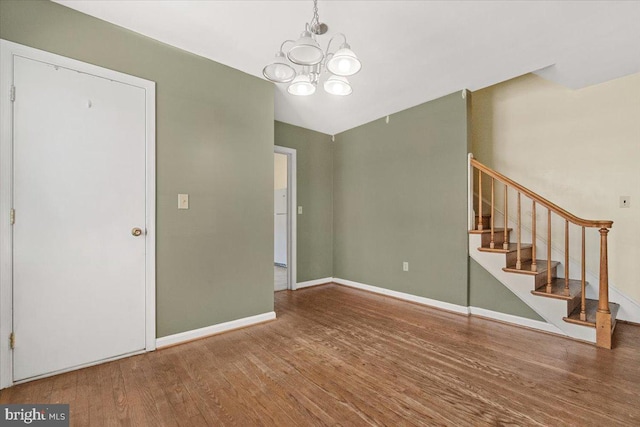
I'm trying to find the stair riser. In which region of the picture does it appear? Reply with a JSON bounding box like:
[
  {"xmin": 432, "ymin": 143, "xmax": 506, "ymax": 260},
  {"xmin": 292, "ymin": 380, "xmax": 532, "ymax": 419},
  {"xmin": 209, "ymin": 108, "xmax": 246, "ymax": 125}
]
[
  {"xmin": 505, "ymin": 247, "xmax": 533, "ymax": 267},
  {"xmin": 566, "ymin": 295, "xmax": 581, "ymax": 317},
  {"xmin": 481, "ymin": 231, "xmax": 511, "ymax": 247},
  {"xmin": 535, "ymin": 266, "xmax": 558, "ymax": 288}
]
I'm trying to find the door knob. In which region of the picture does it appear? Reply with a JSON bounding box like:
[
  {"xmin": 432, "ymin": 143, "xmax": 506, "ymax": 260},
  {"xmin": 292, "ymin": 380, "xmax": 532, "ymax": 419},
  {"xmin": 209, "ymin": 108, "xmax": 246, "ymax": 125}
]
[{"xmin": 131, "ymin": 227, "xmax": 143, "ymax": 236}]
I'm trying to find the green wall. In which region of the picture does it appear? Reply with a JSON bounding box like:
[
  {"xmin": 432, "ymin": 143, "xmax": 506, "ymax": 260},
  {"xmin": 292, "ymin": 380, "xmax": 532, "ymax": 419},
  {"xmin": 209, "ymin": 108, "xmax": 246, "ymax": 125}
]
[
  {"xmin": 275, "ymin": 121, "xmax": 333, "ymax": 283},
  {"xmin": 469, "ymin": 260, "xmax": 544, "ymax": 320},
  {"xmin": 333, "ymin": 93, "xmax": 471, "ymax": 305},
  {"xmin": 0, "ymin": 0, "xmax": 275, "ymax": 337}
]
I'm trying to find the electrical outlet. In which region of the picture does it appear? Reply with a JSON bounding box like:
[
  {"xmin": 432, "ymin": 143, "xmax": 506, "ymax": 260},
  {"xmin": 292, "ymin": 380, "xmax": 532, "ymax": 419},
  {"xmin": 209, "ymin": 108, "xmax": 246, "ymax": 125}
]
[
  {"xmin": 298, "ymin": 206, "xmax": 303, "ymax": 214},
  {"xmin": 620, "ymin": 196, "xmax": 630, "ymax": 208},
  {"xmin": 403, "ymin": 262, "xmax": 409, "ymax": 272}
]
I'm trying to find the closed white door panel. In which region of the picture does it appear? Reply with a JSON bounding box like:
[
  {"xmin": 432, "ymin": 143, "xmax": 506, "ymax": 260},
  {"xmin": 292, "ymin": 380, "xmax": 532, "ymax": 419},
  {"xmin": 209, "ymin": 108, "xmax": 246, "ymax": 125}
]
[{"xmin": 13, "ymin": 56, "xmax": 146, "ymax": 381}]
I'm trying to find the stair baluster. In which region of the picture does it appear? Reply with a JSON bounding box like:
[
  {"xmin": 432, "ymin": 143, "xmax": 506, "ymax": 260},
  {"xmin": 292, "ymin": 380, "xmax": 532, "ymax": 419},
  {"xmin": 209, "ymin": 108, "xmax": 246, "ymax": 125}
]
[
  {"xmin": 516, "ymin": 192, "xmax": 522, "ymax": 270},
  {"xmin": 503, "ymin": 185, "xmax": 509, "ymax": 250},
  {"xmin": 546, "ymin": 209, "xmax": 552, "ymax": 293},
  {"xmin": 490, "ymin": 178, "xmax": 495, "ymax": 249},
  {"xmin": 581, "ymin": 226, "xmax": 587, "ymax": 321},
  {"xmin": 531, "ymin": 201, "xmax": 537, "ymax": 272},
  {"xmin": 478, "ymin": 171, "xmax": 483, "ymax": 231},
  {"xmin": 565, "ymin": 220, "xmax": 570, "ymax": 296}
]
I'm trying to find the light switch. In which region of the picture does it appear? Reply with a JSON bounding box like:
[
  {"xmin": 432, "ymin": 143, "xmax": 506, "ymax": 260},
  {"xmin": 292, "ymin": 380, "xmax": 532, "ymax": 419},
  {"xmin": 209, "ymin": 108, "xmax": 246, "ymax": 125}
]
[
  {"xmin": 403, "ymin": 262, "xmax": 409, "ymax": 272},
  {"xmin": 178, "ymin": 194, "xmax": 189, "ymax": 210},
  {"xmin": 298, "ymin": 206, "xmax": 303, "ymax": 214}
]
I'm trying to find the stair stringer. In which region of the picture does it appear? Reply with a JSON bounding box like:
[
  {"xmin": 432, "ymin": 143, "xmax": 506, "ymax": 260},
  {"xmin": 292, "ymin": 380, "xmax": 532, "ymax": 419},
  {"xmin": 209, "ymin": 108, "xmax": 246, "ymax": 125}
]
[{"xmin": 469, "ymin": 233, "xmax": 596, "ymax": 344}]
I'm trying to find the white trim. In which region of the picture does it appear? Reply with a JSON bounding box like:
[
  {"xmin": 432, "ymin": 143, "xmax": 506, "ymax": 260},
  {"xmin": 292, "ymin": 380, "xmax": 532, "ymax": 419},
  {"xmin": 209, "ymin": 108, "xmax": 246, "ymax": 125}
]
[
  {"xmin": 156, "ymin": 311, "xmax": 276, "ymax": 348},
  {"xmin": 0, "ymin": 40, "xmax": 156, "ymax": 389},
  {"xmin": 469, "ymin": 306, "xmax": 564, "ymax": 335},
  {"xmin": 468, "ymin": 152, "xmax": 475, "ymax": 231},
  {"xmin": 333, "ymin": 278, "xmax": 470, "ymax": 315},
  {"xmin": 0, "ymin": 40, "xmax": 14, "ymax": 390},
  {"xmin": 145, "ymin": 70, "xmax": 157, "ymax": 352},
  {"xmin": 296, "ymin": 277, "xmax": 333, "ymax": 289},
  {"xmin": 274, "ymin": 146, "xmax": 297, "ymax": 291},
  {"xmin": 334, "ymin": 277, "xmax": 569, "ymax": 336}
]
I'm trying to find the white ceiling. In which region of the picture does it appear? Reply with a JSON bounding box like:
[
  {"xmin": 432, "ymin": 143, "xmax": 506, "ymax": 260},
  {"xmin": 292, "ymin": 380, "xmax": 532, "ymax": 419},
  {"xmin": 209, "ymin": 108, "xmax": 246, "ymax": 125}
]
[{"xmin": 55, "ymin": 1, "xmax": 640, "ymax": 135}]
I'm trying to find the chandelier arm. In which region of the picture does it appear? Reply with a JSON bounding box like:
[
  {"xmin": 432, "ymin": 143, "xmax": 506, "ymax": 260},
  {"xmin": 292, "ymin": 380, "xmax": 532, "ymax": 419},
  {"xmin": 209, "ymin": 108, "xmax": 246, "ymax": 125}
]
[{"xmin": 324, "ymin": 33, "xmax": 348, "ymax": 58}]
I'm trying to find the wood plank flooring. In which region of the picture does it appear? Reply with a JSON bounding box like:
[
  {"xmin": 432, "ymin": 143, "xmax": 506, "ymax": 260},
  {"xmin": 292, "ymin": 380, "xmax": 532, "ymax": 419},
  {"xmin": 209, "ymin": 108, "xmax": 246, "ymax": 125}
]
[{"xmin": 2, "ymin": 283, "xmax": 639, "ymax": 426}]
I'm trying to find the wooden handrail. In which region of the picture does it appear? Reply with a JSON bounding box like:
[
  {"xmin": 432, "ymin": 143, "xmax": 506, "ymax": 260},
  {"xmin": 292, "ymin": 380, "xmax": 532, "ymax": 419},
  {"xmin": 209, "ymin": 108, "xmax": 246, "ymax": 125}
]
[{"xmin": 471, "ymin": 159, "xmax": 613, "ymax": 229}]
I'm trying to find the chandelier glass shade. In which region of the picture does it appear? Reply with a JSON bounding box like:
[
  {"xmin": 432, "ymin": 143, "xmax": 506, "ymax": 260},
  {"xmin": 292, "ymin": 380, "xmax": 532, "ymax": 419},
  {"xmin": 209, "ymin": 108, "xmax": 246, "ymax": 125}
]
[
  {"xmin": 323, "ymin": 75, "xmax": 352, "ymax": 96},
  {"xmin": 287, "ymin": 31, "xmax": 324, "ymax": 66},
  {"xmin": 287, "ymin": 72, "xmax": 317, "ymax": 96},
  {"xmin": 262, "ymin": 52, "xmax": 296, "ymax": 83},
  {"xmin": 326, "ymin": 45, "xmax": 362, "ymax": 76},
  {"xmin": 263, "ymin": 0, "xmax": 361, "ymax": 96}
]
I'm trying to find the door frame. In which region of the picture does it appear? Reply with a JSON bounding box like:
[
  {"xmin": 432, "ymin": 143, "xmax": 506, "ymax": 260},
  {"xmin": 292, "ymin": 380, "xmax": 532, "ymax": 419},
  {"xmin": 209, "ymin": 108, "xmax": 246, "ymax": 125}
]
[
  {"xmin": 0, "ymin": 40, "xmax": 156, "ymax": 389},
  {"xmin": 274, "ymin": 146, "xmax": 297, "ymax": 290}
]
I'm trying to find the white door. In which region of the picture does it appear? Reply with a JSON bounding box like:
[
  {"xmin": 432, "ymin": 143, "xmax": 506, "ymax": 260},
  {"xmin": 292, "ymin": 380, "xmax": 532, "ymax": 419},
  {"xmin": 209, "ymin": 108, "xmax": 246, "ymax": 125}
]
[
  {"xmin": 274, "ymin": 189, "xmax": 287, "ymax": 266},
  {"xmin": 12, "ymin": 56, "xmax": 147, "ymax": 381}
]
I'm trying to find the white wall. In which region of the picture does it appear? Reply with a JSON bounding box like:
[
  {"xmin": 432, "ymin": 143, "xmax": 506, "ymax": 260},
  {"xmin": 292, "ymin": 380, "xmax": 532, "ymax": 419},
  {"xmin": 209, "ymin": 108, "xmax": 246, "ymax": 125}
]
[{"xmin": 472, "ymin": 72, "xmax": 640, "ymax": 304}]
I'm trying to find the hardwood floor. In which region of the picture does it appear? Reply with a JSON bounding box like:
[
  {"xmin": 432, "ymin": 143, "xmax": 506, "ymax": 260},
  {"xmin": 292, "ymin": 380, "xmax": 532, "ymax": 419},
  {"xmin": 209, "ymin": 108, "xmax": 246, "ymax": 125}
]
[{"xmin": 2, "ymin": 283, "xmax": 639, "ymax": 426}]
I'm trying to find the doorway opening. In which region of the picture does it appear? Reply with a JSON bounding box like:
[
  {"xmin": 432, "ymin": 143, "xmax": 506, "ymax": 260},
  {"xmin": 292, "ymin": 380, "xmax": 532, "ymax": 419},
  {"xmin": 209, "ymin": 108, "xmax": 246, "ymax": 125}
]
[{"xmin": 274, "ymin": 146, "xmax": 297, "ymax": 291}]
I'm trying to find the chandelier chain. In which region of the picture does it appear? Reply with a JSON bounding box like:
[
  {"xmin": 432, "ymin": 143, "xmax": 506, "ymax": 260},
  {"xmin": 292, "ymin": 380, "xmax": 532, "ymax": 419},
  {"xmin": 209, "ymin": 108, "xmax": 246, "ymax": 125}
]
[{"xmin": 310, "ymin": 0, "xmax": 320, "ymax": 33}]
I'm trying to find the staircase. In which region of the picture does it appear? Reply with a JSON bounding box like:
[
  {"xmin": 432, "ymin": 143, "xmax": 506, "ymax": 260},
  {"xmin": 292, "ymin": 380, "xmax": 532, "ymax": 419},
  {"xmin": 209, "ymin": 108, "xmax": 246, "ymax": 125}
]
[{"xmin": 468, "ymin": 155, "xmax": 619, "ymax": 348}]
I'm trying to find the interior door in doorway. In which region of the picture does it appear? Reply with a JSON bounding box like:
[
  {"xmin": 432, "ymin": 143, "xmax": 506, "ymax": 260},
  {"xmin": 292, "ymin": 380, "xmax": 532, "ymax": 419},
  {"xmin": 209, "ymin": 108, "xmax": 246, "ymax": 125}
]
[
  {"xmin": 274, "ymin": 152, "xmax": 288, "ymax": 291},
  {"xmin": 12, "ymin": 56, "xmax": 147, "ymax": 381}
]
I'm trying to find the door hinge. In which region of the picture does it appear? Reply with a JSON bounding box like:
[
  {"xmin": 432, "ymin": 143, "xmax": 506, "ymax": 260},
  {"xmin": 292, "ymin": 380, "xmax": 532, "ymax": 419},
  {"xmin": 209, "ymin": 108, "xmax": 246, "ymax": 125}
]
[
  {"xmin": 9, "ymin": 332, "xmax": 15, "ymax": 350},
  {"xmin": 10, "ymin": 208, "xmax": 15, "ymax": 225},
  {"xmin": 10, "ymin": 85, "xmax": 15, "ymax": 102}
]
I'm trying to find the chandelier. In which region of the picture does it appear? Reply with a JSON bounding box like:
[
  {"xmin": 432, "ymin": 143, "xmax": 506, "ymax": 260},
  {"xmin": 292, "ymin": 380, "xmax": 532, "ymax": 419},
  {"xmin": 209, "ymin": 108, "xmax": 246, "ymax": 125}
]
[{"xmin": 262, "ymin": 0, "xmax": 362, "ymax": 96}]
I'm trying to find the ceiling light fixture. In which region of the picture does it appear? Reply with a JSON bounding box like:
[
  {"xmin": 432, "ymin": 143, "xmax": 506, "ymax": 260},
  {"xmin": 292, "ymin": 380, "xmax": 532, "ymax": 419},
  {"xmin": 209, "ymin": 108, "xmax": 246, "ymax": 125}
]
[{"xmin": 263, "ymin": 0, "xmax": 361, "ymax": 96}]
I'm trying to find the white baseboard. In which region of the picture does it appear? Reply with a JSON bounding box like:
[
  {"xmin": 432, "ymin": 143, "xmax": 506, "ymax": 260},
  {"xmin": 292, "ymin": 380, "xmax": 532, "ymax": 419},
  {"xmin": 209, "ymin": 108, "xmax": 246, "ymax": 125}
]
[
  {"xmin": 469, "ymin": 306, "xmax": 564, "ymax": 335},
  {"xmin": 156, "ymin": 311, "xmax": 276, "ymax": 348},
  {"xmin": 333, "ymin": 277, "xmax": 470, "ymax": 315},
  {"xmin": 296, "ymin": 277, "xmax": 333, "ymax": 289},
  {"xmin": 295, "ymin": 272, "xmax": 581, "ymax": 339}
]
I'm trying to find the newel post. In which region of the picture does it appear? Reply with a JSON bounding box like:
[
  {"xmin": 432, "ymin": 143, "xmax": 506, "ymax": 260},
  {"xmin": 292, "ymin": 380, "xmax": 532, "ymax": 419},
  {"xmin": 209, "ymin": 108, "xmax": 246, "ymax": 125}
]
[{"xmin": 596, "ymin": 227, "xmax": 612, "ymax": 349}]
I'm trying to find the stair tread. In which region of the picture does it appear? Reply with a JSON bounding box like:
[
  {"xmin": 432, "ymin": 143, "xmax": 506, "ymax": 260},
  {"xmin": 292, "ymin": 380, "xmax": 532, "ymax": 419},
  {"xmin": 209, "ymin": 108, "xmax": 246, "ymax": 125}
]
[
  {"xmin": 563, "ymin": 299, "xmax": 621, "ymax": 327},
  {"xmin": 478, "ymin": 243, "xmax": 532, "ymax": 254},
  {"xmin": 531, "ymin": 278, "xmax": 583, "ymax": 301},
  {"xmin": 469, "ymin": 228, "xmax": 512, "ymax": 235},
  {"xmin": 503, "ymin": 259, "xmax": 560, "ymax": 275}
]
